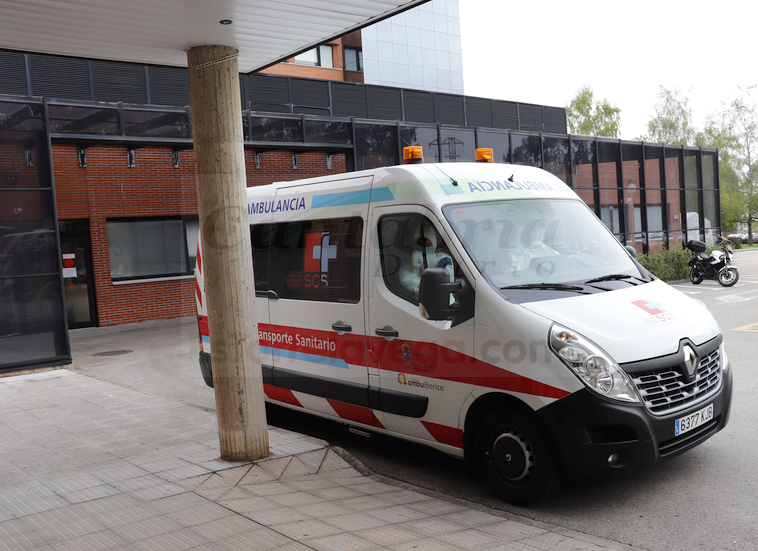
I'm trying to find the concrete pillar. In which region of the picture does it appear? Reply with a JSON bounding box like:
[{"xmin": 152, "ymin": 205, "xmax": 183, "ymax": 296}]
[{"xmin": 186, "ymin": 45, "xmax": 269, "ymax": 461}]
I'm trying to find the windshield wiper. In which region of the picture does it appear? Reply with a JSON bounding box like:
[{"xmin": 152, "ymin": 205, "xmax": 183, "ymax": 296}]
[
  {"xmin": 584, "ymin": 273, "xmax": 647, "ymax": 285},
  {"xmin": 500, "ymin": 283, "xmax": 587, "ymax": 292}
]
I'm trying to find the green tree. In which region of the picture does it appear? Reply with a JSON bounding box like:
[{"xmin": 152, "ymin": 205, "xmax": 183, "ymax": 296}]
[
  {"xmin": 644, "ymin": 86, "xmax": 696, "ymax": 145},
  {"xmin": 697, "ymin": 119, "xmax": 745, "ymax": 231},
  {"xmin": 566, "ymin": 86, "xmax": 620, "ymax": 138},
  {"xmin": 702, "ymin": 87, "xmax": 758, "ymax": 243}
]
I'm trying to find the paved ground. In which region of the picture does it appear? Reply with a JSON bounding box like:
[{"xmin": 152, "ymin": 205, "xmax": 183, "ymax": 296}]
[{"xmin": 0, "ymin": 320, "xmax": 643, "ymax": 550}]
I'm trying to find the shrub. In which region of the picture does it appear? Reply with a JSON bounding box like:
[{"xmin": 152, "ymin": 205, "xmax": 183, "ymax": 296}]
[{"xmin": 639, "ymin": 248, "xmax": 692, "ymax": 281}]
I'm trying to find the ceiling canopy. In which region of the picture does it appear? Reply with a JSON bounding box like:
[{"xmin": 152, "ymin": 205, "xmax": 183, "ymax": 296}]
[{"xmin": 0, "ymin": 0, "xmax": 428, "ymax": 73}]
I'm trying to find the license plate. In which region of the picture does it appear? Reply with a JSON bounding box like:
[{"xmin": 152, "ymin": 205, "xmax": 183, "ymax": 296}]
[{"xmin": 675, "ymin": 403, "xmax": 714, "ymax": 436}]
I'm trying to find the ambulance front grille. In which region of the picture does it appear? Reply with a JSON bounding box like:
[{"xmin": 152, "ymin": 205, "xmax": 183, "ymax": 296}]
[{"xmin": 631, "ymin": 349, "xmax": 721, "ymax": 416}]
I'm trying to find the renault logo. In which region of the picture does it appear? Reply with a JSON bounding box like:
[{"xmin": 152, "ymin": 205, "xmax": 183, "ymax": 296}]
[{"xmin": 683, "ymin": 345, "xmax": 698, "ymax": 379}]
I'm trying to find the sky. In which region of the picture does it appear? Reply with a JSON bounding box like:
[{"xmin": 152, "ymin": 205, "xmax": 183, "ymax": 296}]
[{"xmin": 459, "ymin": 0, "xmax": 755, "ymax": 140}]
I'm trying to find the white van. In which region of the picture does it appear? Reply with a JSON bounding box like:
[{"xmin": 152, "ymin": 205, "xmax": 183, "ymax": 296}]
[{"xmin": 195, "ymin": 153, "xmax": 732, "ymax": 504}]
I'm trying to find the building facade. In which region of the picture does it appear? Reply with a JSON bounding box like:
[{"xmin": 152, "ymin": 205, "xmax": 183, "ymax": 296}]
[{"xmin": 0, "ymin": 46, "xmax": 719, "ymax": 374}]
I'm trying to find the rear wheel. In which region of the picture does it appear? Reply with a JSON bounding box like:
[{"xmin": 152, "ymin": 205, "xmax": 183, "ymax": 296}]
[
  {"xmin": 717, "ymin": 267, "xmax": 739, "ymax": 287},
  {"xmin": 474, "ymin": 409, "xmax": 562, "ymax": 505},
  {"xmin": 689, "ymin": 266, "xmax": 704, "ymax": 284}
]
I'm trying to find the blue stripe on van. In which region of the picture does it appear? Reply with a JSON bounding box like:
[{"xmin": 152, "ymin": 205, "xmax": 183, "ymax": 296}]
[
  {"xmin": 261, "ymin": 346, "xmax": 349, "ymax": 369},
  {"xmin": 312, "ymin": 187, "xmax": 394, "ymax": 208}
]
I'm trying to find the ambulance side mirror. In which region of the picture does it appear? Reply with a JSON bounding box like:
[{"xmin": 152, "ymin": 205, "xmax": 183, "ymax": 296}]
[{"xmin": 418, "ymin": 268, "xmax": 474, "ymax": 327}]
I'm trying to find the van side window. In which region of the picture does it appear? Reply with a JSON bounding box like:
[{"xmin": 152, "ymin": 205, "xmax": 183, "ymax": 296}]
[
  {"xmin": 250, "ymin": 223, "xmax": 274, "ymax": 293},
  {"xmin": 263, "ymin": 217, "xmax": 362, "ymax": 303},
  {"xmin": 378, "ymin": 214, "xmax": 456, "ymax": 304}
]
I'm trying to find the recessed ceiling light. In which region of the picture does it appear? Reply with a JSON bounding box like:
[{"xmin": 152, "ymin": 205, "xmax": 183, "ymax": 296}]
[{"xmin": 219, "ymin": 19, "xmax": 233, "ymax": 25}]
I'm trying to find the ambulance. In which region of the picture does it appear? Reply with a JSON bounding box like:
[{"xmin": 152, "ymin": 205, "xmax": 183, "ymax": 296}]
[{"xmin": 195, "ymin": 147, "xmax": 732, "ymax": 504}]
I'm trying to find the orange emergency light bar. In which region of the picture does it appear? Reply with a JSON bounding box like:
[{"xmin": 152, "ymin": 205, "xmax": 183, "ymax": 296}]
[
  {"xmin": 403, "ymin": 146, "xmax": 424, "ymax": 164},
  {"xmin": 475, "ymin": 148, "xmax": 494, "ymax": 163}
]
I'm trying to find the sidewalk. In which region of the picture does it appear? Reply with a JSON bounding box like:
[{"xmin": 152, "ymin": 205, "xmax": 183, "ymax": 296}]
[{"xmin": 0, "ymin": 320, "xmax": 642, "ymax": 551}]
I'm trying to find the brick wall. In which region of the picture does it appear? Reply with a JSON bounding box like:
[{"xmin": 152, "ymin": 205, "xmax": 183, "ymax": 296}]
[{"xmin": 52, "ymin": 143, "xmax": 347, "ymax": 326}]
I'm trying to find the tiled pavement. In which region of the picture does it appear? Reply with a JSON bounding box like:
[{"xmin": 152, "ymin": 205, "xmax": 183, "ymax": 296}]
[{"xmin": 0, "ymin": 368, "xmax": 640, "ymax": 551}]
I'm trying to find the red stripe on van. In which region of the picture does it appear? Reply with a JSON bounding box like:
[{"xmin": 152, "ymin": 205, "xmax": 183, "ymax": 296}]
[
  {"xmin": 198, "ymin": 316, "xmax": 209, "ymax": 339},
  {"xmin": 276, "ymin": 387, "xmax": 302, "ymax": 408},
  {"xmin": 369, "ymin": 335, "xmax": 570, "ymax": 400},
  {"xmin": 256, "ymin": 324, "xmax": 569, "ymax": 401},
  {"xmin": 472, "ymin": 358, "xmax": 570, "ymax": 400},
  {"xmin": 327, "ymin": 400, "xmax": 385, "ymax": 429},
  {"xmin": 263, "ymin": 383, "xmax": 279, "ymax": 401},
  {"xmin": 195, "ymin": 278, "xmax": 203, "ymax": 308},
  {"xmin": 421, "ymin": 421, "xmax": 463, "ymax": 448}
]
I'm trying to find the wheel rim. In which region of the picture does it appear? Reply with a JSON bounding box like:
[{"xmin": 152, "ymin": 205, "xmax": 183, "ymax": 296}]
[
  {"xmin": 490, "ymin": 429, "xmax": 534, "ymax": 483},
  {"xmin": 721, "ymin": 269, "xmax": 736, "ymax": 284}
]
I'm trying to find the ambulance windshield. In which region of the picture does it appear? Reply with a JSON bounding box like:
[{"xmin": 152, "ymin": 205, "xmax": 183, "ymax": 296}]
[{"xmin": 443, "ymin": 199, "xmax": 644, "ymax": 289}]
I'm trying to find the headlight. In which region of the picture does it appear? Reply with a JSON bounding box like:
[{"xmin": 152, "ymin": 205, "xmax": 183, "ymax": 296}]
[
  {"xmin": 719, "ymin": 342, "xmax": 729, "ymax": 372},
  {"xmin": 549, "ymin": 324, "xmax": 640, "ymax": 403}
]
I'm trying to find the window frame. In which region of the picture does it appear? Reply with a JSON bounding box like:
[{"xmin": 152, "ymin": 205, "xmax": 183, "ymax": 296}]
[
  {"xmin": 106, "ymin": 215, "xmax": 198, "ymax": 282},
  {"xmin": 344, "ymin": 46, "xmax": 363, "ymax": 72},
  {"xmin": 258, "ymin": 216, "xmax": 363, "ymax": 304},
  {"xmin": 294, "ymin": 45, "xmax": 334, "ymax": 68}
]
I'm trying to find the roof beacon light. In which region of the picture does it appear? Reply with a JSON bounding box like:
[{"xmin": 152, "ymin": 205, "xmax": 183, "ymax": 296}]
[
  {"xmin": 403, "ymin": 146, "xmax": 424, "ymax": 164},
  {"xmin": 476, "ymin": 148, "xmax": 494, "ymax": 163}
]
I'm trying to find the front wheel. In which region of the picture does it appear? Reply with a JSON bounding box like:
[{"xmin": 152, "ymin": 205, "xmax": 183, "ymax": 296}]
[
  {"xmin": 690, "ymin": 266, "xmax": 704, "ymax": 284},
  {"xmin": 474, "ymin": 409, "xmax": 562, "ymax": 505},
  {"xmin": 718, "ymin": 267, "xmax": 739, "ymax": 287}
]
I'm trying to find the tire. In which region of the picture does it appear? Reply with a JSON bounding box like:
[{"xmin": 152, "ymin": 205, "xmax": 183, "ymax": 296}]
[
  {"xmin": 475, "ymin": 409, "xmax": 562, "ymax": 505},
  {"xmin": 689, "ymin": 266, "xmax": 704, "ymax": 285},
  {"xmin": 718, "ymin": 267, "xmax": 739, "ymax": 287}
]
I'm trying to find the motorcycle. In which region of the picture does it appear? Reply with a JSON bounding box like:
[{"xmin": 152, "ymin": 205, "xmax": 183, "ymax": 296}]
[{"xmin": 686, "ymin": 238, "xmax": 739, "ymax": 287}]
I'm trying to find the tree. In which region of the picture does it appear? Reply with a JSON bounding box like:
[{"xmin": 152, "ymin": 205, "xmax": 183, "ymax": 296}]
[
  {"xmin": 566, "ymin": 86, "xmax": 620, "ymax": 138},
  {"xmin": 644, "ymin": 86, "xmax": 696, "ymax": 145},
  {"xmin": 702, "ymin": 87, "xmax": 758, "ymax": 243},
  {"xmin": 697, "ymin": 119, "xmax": 745, "ymax": 231}
]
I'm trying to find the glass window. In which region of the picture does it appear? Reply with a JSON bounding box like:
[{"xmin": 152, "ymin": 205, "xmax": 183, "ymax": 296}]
[
  {"xmin": 476, "ymin": 131, "xmax": 510, "ymax": 164},
  {"xmin": 543, "ymin": 136, "xmax": 570, "ymax": 184},
  {"xmin": 571, "ymin": 138, "xmax": 596, "ymax": 188},
  {"xmin": 344, "ymin": 47, "xmax": 363, "ymax": 72},
  {"xmin": 47, "ymin": 104, "xmax": 120, "ymax": 136},
  {"xmin": 294, "ymin": 48, "xmax": 319, "ymax": 66},
  {"xmin": 304, "ymin": 120, "xmax": 352, "ymax": 144},
  {"xmin": 511, "ymin": 134, "xmax": 541, "ymax": 167},
  {"xmin": 0, "ymin": 273, "xmax": 66, "ymax": 370},
  {"xmin": 644, "ymin": 145, "xmax": 664, "ymax": 188},
  {"xmin": 444, "ymin": 199, "xmax": 642, "ymax": 289},
  {"xmin": 597, "ymin": 141, "xmax": 619, "ymax": 188},
  {"xmin": 123, "ymin": 109, "xmax": 189, "ymax": 139},
  {"xmin": 439, "ymin": 128, "xmax": 475, "ymax": 162},
  {"xmin": 249, "ymin": 117, "xmax": 303, "ymax": 142},
  {"xmin": 665, "ymin": 148, "xmax": 683, "ymax": 188},
  {"xmin": 378, "ymin": 214, "xmax": 456, "ymax": 304},
  {"xmin": 400, "ymin": 125, "xmax": 439, "ymax": 162},
  {"xmin": 0, "ymin": 189, "xmax": 58, "ymax": 275},
  {"xmin": 355, "ymin": 123, "xmax": 398, "ymax": 170},
  {"xmin": 267, "ymin": 217, "xmax": 362, "ymax": 303},
  {"xmin": 107, "ymin": 217, "xmax": 197, "ymax": 281},
  {"xmin": 702, "ymin": 151, "xmax": 717, "ymax": 189},
  {"xmin": 293, "ymin": 45, "xmax": 333, "ymax": 68}
]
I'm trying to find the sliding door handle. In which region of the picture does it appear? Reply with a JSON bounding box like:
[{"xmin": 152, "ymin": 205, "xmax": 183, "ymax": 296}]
[{"xmin": 375, "ymin": 327, "xmax": 399, "ymax": 338}]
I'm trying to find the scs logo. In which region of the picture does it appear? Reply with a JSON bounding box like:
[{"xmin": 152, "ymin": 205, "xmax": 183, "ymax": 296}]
[
  {"xmin": 632, "ymin": 299, "xmax": 675, "ymax": 323},
  {"xmin": 304, "ymin": 231, "xmax": 337, "ymax": 288}
]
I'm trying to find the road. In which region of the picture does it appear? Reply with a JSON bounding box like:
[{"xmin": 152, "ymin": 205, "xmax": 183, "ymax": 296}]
[{"xmin": 70, "ymin": 248, "xmax": 758, "ymax": 551}]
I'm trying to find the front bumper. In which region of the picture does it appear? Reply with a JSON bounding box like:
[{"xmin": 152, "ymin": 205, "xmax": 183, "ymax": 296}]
[{"xmin": 537, "ymin": 362, "xmax": 732, "ymax": 479}]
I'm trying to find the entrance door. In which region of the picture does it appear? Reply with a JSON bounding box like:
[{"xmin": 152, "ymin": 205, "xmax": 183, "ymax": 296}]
[
  {"xmin": 367, "ymin": 205, "xmax": 475, "ymax": 448},
  {"xmin": 59, "ymin": 220, "xmax": 97, "ymax": 328}
]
